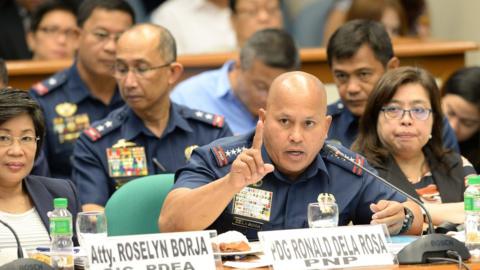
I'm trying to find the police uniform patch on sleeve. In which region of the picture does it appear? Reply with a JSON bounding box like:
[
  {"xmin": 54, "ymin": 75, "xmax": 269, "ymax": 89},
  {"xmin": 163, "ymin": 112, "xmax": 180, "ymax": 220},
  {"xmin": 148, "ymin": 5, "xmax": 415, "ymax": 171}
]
[
  {"xmin": 210, "ymin": 142, "xmax": 248, "ymax": 167},
  {"xmin": 31, "ymin": 70, "xmax": 68, "ymax": 96},
  {"xmin": 321, "ymin": 142, "xmax": 365, "ymax": 176},
  {"xmin": 188, "ymin": 109, "xmax": 225, "ymax": 128}
]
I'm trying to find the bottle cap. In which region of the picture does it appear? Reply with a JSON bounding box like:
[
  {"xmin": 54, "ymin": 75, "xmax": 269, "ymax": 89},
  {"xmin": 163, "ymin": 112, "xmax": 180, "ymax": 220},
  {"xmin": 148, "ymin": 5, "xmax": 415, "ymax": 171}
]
[
  {"xmin": 53, "ymin": 198, "xmax": 68, "ymax": 208},
  {"xmin": 468, "ymin": 175, "xmax": 480, "ymax": 186}
]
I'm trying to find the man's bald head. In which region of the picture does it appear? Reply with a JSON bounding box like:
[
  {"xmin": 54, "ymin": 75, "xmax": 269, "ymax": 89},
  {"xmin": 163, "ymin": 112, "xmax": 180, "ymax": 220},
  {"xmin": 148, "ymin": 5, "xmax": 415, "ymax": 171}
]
[
  {"xmin": 118, "ymin": 23, "xmax": 177, "ymax": 63},
  {"xmin": 267, "ymin": 71, "xmax": 328, "ymax": 115},
  {"xmin": 260, "ymin": 71, "xmax": 331, "ymax": 180}
]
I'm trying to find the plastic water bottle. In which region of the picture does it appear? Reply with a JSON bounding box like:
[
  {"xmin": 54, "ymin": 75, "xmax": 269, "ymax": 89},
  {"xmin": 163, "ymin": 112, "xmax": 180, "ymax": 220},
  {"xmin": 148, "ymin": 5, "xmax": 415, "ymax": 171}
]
[
  {"xmin": 49, "ymin": 198, "xmax": 74, "ymax": 270},
  {"xmin": 465, "ymin": 175, "xmax": 480, "ymax": 261}
]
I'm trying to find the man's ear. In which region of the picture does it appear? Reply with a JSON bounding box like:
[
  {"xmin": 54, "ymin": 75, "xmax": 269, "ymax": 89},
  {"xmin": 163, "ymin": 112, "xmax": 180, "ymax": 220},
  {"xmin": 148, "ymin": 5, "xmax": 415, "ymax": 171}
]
[
  {"xmin": 167, "ymin": 62, "xmax": 184, "ymax": 85},
  {"xmin": 387, "ymin": 56, "xmax": 400, "ymax": 70}
]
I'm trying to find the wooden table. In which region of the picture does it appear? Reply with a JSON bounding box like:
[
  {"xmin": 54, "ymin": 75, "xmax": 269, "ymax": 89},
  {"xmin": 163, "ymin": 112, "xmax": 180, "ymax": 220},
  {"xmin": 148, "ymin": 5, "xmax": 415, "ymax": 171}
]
[{"xmin": 6, "ymin": 38, "xmax": 478, "ymax": 90}]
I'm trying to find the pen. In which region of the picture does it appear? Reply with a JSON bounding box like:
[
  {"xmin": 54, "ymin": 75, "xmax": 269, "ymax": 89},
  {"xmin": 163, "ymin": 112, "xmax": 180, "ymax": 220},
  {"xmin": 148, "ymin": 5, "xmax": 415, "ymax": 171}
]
[{"xmin": 152, "ymin": 158, "xmax": 167, "ymax": 172}]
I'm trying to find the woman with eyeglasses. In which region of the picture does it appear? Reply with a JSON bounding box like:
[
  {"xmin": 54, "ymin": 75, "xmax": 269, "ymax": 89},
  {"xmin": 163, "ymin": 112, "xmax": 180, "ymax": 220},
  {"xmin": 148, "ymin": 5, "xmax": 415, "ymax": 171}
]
[
  {"xmin": 351, "ymin": 67, "xmax": 476, "ymax": 226},
  {"xmin": 0, "ymin": 89, "xmax": 80, "ymax": 265},
  {"xmin": 441, "ymin": 67, "xmax": 480, "ymax": 173},
  {"xmin": 26, "ymin": 1, "xmax": 79, "ymax": 61}
]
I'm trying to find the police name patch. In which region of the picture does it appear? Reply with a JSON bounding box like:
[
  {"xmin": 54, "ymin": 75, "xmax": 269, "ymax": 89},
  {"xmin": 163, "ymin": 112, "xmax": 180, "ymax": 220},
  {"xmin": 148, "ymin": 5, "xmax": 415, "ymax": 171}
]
[{"xmin": 232, "ymin": 186, "xmax": 272, "ymax": 222}]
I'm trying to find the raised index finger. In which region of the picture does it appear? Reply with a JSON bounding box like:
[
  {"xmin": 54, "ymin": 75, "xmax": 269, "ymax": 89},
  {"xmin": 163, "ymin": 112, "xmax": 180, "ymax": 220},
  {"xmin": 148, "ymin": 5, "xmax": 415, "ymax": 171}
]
[{"xmin": 251, "ymin": 120, "xmax": 264, "ymax": 150}]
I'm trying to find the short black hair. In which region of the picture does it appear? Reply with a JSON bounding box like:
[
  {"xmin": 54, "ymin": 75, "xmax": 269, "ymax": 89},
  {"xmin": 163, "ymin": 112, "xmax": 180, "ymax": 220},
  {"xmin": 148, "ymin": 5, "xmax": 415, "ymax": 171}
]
[
  {"xmin": 77, "ymin": 0, "xmax": 135, "ymax": 28},
  {"xmin": 240, "ymin": 28, "xmax": 300, "ymax": 71},
  {"xmin": 30, "ymin": 0, "xmax": 78, "ymax": 32},
  {"xmin": 442, "ymin": 67, "xmax": 480, "ymax": 107},
  {"xmin": 327, "ymin": 19, "xmax": 394, "ymax": 67},
  {"xmin": 0, "ymin": 59, "xmax": 7, "ymax": 87},
  {"xmin": 0, "ymin": 89, "xmax": 45, "ymax": 159}
]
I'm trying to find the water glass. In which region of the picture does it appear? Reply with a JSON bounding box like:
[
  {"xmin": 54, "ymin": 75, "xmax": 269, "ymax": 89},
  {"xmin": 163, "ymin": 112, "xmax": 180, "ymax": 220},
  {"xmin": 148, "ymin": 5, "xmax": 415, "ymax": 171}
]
[
  {"xmin": 308, "ymin": 202, "xmax": 339, "ymax": 228},
  {"xmin": 76, "ymin": 211, "xmax": 108, "ymax": 248}
]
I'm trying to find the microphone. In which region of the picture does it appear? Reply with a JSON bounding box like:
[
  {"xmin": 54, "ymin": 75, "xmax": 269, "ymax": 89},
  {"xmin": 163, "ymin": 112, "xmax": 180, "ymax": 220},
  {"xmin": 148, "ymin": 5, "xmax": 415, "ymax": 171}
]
[
  {"xmin": 0, "ymin": 219, "xmax": 53, "ymax": 270},
  {"xmin": 323, "ymin": 144, "xmax": 470, "ymax": 264}
]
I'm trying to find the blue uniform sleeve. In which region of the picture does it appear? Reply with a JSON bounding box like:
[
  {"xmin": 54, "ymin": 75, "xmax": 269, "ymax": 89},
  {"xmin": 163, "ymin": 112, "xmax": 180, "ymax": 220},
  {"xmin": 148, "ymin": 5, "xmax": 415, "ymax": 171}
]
[
  {"xmin": 71, "ymin": 134, "xmax": 111, "ymax": 206},
  {"xmin": 442, "ymin": 117, "xmax": 460, "ymax": 152},
  {"xmin": 173, "ymin": 147, "xmax": 225, "ymax": 190},
  {"xmin": 352, "ymin": 169, "xmax": 407, "ymax": 225}
]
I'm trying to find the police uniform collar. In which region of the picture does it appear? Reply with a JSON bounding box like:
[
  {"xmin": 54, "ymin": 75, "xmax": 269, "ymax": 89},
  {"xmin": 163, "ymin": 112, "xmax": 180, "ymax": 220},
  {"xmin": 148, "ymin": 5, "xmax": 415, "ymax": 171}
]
[
  {"xmin": 123, "ymin": 103, "xmax": 193, "ymax": 140},
  {"xmin": 261, "ymin": 140, "xmax": 329, "ymax": 183},
  {"xmin": 66, "ymin": 63, "xmax": 92, "ymax": 104},
  {"xmin": 164, "ymin": 103, "xmax": 194, "ymax": 135},
  {"xmin": 213, "ymin": 60, "xmax": 236, "ymax": 98},
  {"xmin": 123, "ymin": 107, "xmax": 155, "ymax": 140}
]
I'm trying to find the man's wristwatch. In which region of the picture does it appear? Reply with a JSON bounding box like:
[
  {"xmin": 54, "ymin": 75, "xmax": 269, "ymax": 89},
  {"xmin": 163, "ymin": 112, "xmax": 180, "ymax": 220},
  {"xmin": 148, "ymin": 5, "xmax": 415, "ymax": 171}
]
[{"xmin": 398, "ymin": 207, "xmax": 414, "ymax": 234}]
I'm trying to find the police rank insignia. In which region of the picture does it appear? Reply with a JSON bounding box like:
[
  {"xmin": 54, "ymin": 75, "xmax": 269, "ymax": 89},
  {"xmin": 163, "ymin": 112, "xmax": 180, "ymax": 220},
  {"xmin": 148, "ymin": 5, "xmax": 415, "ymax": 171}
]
[
  {"xmin": 53, "ymin": 103, "xmax": 90, "ymax": 143},
  {"xmin": 106, "ymin": 139, "xmax": 148, "ymax": 186},
  {"xmin": 232, "ymin": 186, "xmax": 273, "ymax": 222}
]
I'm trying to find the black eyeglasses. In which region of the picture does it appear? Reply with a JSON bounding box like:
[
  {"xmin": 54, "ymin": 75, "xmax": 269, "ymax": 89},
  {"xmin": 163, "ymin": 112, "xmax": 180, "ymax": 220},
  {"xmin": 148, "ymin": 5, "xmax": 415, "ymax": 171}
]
[
  {"xmin": 381, "ymin": 106, "xmax": 432, "ymax": 121},
  {"xmin": 113, "ymin": 62, "xmax": 172, "ymax": 79}
]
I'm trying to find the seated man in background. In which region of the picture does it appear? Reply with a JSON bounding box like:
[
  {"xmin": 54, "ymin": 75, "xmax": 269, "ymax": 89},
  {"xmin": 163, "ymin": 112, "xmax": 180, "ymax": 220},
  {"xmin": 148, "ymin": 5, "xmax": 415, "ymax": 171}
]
[
  {"xmin": 326, "ymin": 19, "xmax": 458, "ymax": 151},
  {"xmin": 171, "ymin": 28, "xmax": 299, "ymax": 135},
  {"xmin": 27, "ymin": 0, "xmax": 79, "ymax": 61},
  {"xmin": 159, "ymin": 71, "xmax": 422, "ymax": 239},
  {"xmin": 72, "ymin": 24, "xmax": 232, "ymax": 212},
  {"xmin": 150, "ymin": 0, "xmax": 236, "ymax": 55},
  {"xmin": 230, "ymin": 0, "xmax": 283, "ymax": 48},
  {"xmin": 30, "ymin": 0, "xmax": 134, "ymax": 180}
]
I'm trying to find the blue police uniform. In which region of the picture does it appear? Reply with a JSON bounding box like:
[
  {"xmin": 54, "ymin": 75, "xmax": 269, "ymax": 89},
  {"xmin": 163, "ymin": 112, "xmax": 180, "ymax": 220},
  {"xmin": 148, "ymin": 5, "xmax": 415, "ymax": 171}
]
[
  {"xmin": 29, "ymin": 64, "xmax": 124, "ymax": 180},
  {"xmin": 327, "ymin": 100, "xmax": 460, "ymax": 151},
  {"xmin": 71, "ymin": 103, "xmax": 232, "ymax": 206},
  {"xmin": 173, "ymin": 132, "xmax": 407, "ymax": 241}
]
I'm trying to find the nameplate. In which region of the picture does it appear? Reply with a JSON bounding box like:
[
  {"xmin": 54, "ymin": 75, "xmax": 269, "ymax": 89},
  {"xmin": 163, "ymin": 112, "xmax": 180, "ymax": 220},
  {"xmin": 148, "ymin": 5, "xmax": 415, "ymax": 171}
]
[
  {"xmin": 258, "ymin": 225, "xmax": 394, "ymax": 270},
  {"xmin": 87, "ymin": 231, "xmax": 217, "ymax": 270}
]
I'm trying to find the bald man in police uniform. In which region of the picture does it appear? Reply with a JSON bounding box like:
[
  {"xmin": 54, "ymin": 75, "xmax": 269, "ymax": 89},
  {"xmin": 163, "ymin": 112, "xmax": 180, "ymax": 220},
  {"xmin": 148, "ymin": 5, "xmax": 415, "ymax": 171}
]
[
  {"xmin": 29, "ymin": 0, "xmax": 135, "ymax": 179},
  {"xmin": 71, "ymin": 23, "xmax": 232, "ymax": 212},
  {"xmin": 159, "ymin": 71, "xmax": 423, "ymax": 239}
]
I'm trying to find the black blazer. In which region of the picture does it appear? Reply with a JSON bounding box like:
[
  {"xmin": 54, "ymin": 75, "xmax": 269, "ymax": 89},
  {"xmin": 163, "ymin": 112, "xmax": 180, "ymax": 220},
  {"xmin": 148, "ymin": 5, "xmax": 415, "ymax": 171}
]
[
  {"xmin": 23, "ymin": 175, "xmax": 81, "ymax": 245},
  {"xmin": 374, "ymin": 147, "xmax": 466, "ymax": 203}
]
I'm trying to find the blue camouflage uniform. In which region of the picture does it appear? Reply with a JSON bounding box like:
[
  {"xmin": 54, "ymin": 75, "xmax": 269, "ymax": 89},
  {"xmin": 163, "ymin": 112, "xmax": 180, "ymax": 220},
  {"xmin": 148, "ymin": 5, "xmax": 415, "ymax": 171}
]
[
  {"xmin": 71, "ymin": 103, "xmax": 232, "ymax": 206},
  {"xmin": 327, "ymin": 100, "xmax": 460, "ymax": 151},
  {"xmin": 29, "ymin": 64, "xmax": 124, "ymax": 180},
  {"xmin": 173, "ymin": 131, "xmax": 407, "ymax": 241}
]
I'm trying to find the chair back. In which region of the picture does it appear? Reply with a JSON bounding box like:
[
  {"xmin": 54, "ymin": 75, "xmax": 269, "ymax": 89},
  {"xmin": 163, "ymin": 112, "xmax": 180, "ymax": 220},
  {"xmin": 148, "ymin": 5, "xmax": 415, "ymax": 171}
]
[{"xmin": 105, "ymin": 174, "xmax": 174, "ymax": 236}]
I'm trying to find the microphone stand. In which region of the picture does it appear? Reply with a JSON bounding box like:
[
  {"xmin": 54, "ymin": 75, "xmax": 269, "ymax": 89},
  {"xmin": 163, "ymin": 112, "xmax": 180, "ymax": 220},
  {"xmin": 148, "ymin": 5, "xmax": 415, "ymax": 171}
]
[{"xmin": 324, "ymin": 144, "xmax": 470, "ymax": 264}]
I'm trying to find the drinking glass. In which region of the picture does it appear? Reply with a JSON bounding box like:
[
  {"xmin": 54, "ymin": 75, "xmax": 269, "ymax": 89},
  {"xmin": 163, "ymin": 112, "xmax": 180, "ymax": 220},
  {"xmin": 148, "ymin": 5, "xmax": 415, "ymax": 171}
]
[
  {"xmin": 307, "ymin": 202, "xmax": 339, "ymax": 228},
  {"xmin": 76, "ymin": 211, "xmax": 108, "ymax": 248}
]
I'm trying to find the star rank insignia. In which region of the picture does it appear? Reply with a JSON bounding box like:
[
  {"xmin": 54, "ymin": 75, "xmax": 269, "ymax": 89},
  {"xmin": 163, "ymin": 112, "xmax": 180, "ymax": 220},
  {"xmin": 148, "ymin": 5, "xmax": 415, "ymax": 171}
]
[{"xmin": 211, "ymin": 144, "xmax": 247, "ymax": 167}]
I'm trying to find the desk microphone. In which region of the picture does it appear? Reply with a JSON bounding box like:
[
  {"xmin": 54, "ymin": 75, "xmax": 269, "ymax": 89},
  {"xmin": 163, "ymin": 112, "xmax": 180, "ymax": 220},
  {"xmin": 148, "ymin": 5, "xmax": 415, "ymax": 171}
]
[
  {"xmin": 0, "ymin": 219, "xmax": 53, "ymax": 270},
  {"xmin": 323, "ymin": 144, "xmax": 470, "ymax": 264}
]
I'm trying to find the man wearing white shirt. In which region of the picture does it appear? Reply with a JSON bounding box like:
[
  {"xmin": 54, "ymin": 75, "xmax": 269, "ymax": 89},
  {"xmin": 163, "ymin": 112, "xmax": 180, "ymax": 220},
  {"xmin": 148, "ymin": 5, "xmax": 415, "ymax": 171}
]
[{"xmin": 150, "ymin": 0, "xmax": 236, "ymax": 55}]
